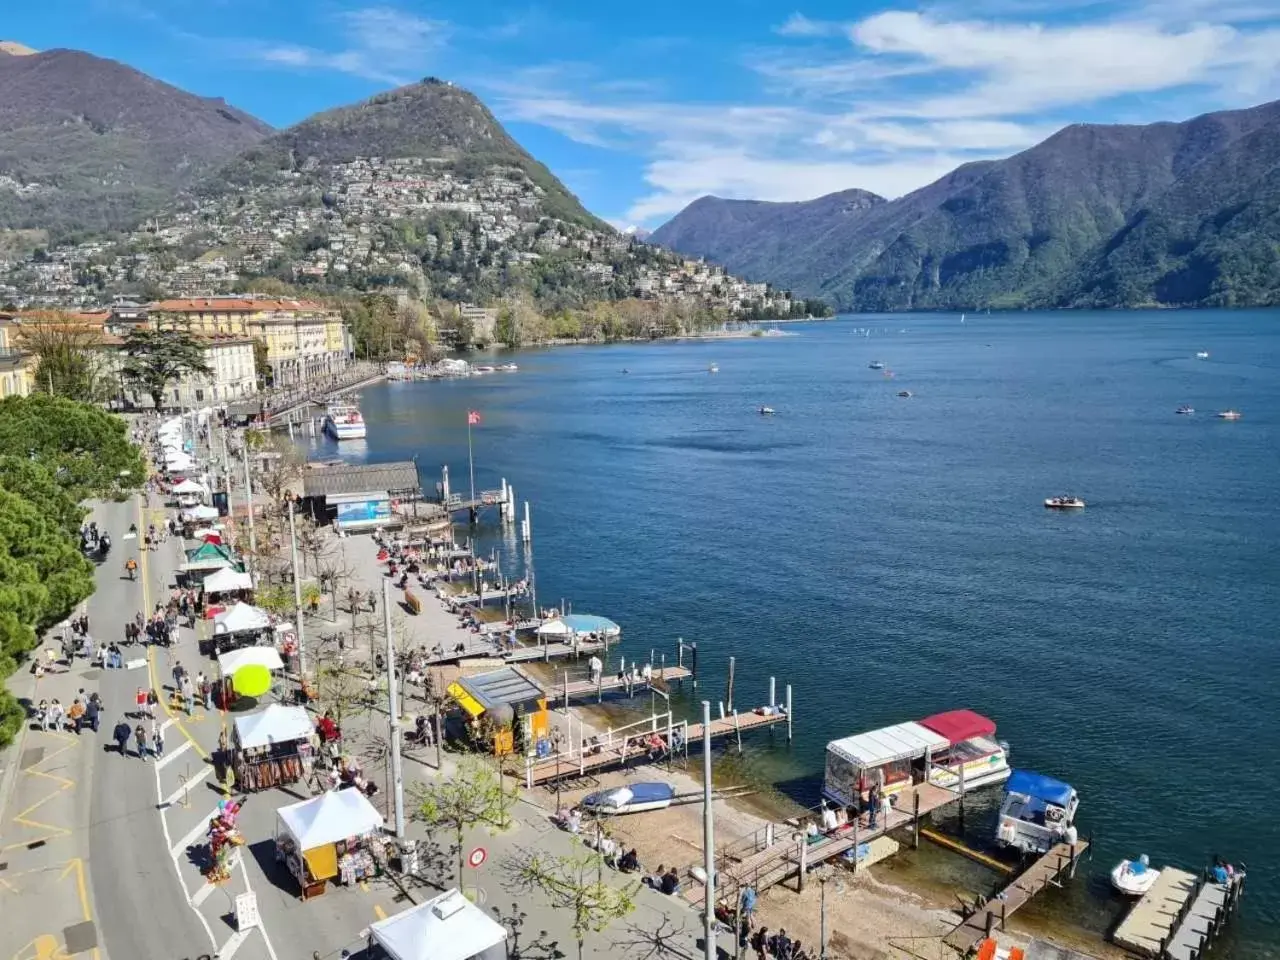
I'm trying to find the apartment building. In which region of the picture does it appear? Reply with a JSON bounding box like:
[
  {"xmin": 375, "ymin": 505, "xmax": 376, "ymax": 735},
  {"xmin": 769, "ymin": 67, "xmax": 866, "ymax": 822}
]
[{"xmin": 0, "ymin": 315, "xmax": 35, "ymax": 397}]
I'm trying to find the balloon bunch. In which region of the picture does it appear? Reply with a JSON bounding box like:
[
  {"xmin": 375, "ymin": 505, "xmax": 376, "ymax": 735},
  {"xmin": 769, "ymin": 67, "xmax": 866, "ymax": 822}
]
[{"xmin": 205, "ymin": 798, "xmax": 245, "ymax": 883}]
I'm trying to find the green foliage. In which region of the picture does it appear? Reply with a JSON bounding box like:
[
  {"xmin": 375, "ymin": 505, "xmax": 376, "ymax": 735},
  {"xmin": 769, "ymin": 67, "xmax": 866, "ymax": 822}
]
[
  {"xmin": 510, "ymin": 847, "xmax": 639, "ymax": 960},
  {"xmin": 0, "ymin": 455, "xmax": 86, "ymax": 535},
  {"xmin": 412, "ymin": 757, "xmax": 509, "ymax": 881},
  {"xmin": 120, "ymin": 328, "xmax": 212, "ymax": 411}
]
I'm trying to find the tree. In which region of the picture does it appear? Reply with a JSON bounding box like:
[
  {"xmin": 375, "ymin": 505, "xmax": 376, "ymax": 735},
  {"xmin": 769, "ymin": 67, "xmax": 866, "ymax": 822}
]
[
  {"xmin": 13, "ymin": 312, "xmax": 110, "ymax": 402},
  {"xmin": 412, "ymin": 756, "xmax": 509, "ymax": 881},
  {"xmin": 508, "ymin": 847, "xmax": 639, "ymax": 960},
  {"xmin": 251, "ymin": 337, "xmax": 271, "ymax": 388},
  {"xmin": 120, "ymin": 328, "xmax": 211, "ymax": 412}
]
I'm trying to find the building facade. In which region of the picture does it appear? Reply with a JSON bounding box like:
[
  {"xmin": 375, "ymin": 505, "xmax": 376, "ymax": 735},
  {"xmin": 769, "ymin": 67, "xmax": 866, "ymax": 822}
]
[{"xmin": 0, "ymin": 315, "xmax": 35, "ymax": 397}]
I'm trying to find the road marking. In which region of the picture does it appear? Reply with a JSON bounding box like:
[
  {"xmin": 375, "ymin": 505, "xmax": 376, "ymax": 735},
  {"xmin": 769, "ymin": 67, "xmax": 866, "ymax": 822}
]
[
  {"xmin": 59, "ymin": 858, "xmax": 100, "ymax": 960},
  {"xmin": 216, "ymin": 930, "xmax": 250, "ymax": 960},
  {"xmin": 154, "ymin": 740, "xmax": 193, "ymax": 771},
  {"xmin": 191, "ymin": 880, "xmax": 218, "ymax": 907},
  {"xmin": 236, "ymin": 854, "xmax": 279, "ymax": 960},
  {"xmin": 160, "ymin": 766, "xmax": 213, "ymax": 808},
  {"xmin": 1, "ymin": 733, "xmax": 78, "ymax": 852},
  {"xmin": 374, "ymin": 904, "xmax": 387, "ymax": 920},
  {"xmin": 170, "ymin": 807, "xmax": 220, "ymax": 861}
]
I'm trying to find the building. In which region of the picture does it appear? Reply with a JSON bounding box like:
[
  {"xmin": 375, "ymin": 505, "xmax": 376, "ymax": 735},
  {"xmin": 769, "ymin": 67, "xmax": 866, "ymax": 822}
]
[
  {"xmin": 0, "ymin": 315, "xmax": 34, "ymax": 397},
  {"xmin": 172, "ymin": 335, "xmax": 258, "ymax": 408},
  {"xmin": 149, "ymin": 296, "xmax": 352, "ymax": 386},
  {"xmin": 458, "ymin": 303, "xmax": 498, "ymax": 344}
]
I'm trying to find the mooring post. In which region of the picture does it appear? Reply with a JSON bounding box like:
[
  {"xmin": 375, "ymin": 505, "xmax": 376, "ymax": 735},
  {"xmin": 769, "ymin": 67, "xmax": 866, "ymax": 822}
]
[
  {"xmin": 678, "ymin": 639, "xmax": 684, "ymax": 670},
  {"xmin": 985, "ymin": 912, "xmax": 995, "ymax": 938},
  {"xmin": 692, "ymin": 642, "xmax": 699, "ymax": 688},
  {"xmin": 660, "ymin": 652, "xmax": 666, "ymax": 680},
  {"xmin": 913, "ymin": 792, "xmax": 921, "ymax": 849},
  {"xmin": 785, "ymin": 684, "xmax": 793, "ymax": 741},
  {"xmin": 734, "ymin": 710, "xmax": 742, "ymax": 753},
  {"xmin": 798, "ymin": 836, "xmax": 807, "ymax": 893},
  {"xmin": 852, "ymin": 817, "xmax": 859, "ymax": 874},
  {"xmin": 726, "ymin": 656, "xmax": 736, "ymax": 713},
  {"xmin": 958, "ymin": 762, "xmax": 966, "ymax": 833},
  {"xmin": 718, "ymin": 701, "xmax": 725, "ymax": 721},
  {"xmin": 1000, "ymin": 901, "xmax": 1007, "ymax": 931},
  {"xmin": 563, "ymin": 670, "xmax": 569, "ymax": 715}
]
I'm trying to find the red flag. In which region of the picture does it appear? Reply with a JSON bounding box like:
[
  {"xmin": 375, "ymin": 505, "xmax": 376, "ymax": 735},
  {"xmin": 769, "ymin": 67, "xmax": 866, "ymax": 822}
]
[{"xmin": 467, "ymin": 410, "xmax": 482, "ymax": 426}]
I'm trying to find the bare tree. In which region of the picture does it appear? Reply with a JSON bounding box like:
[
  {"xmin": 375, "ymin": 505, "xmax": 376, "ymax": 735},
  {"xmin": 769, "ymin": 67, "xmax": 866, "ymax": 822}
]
[
  {"xmin": 611, "ymin": 916, "xmax": 698, "ymax": 960},
  {"xmin": 412, "ymin": 756, "xmax": 509, "ymax": 882}
]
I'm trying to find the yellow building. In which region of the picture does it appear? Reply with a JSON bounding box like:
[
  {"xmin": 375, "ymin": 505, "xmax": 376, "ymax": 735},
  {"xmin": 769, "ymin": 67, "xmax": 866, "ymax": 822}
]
[
  {"xmin": 150, "ymin": 296, "xmax": 352, "ymax": 386},
  {"xmin": 0, "ymin": 314, "xmax": 37, "ymax": 397}
]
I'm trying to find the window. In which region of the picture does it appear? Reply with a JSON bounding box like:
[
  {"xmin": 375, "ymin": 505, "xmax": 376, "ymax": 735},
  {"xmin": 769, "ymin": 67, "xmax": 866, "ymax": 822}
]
[{"xmin": 195, "ymin": 389, "xmax": 204, "ymax": 402}]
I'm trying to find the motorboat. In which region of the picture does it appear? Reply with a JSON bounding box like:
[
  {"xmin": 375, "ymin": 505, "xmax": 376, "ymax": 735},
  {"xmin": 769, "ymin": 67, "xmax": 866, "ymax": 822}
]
[
  {"xmin": 1044, "ymin": 496, "xmax": 1085, "ymax": 509},
  {"xmin": 1176, "ymin": 405, "xmax": 1195, "ymax": 415},
  {"xmin": 868, "ymin": 361, "xmax": 885, "ymax": 370},
  {"xmin": 1112, "ymin": 855, "xmax": 1161, "ymax": 896},
  {"xmin": 759, "ymin": 406, "xmax": 776, "ymax": 416},
  {"xmin": 1196, "ymin": 351, "xmax": 1210, "ymax": 359},
  {"xmin": 917, "ymin": 710, "xmax": 1012, "ymax": 792},
  {"xmin": 323, "ymin": 403, "xmax": 367, "ymax": 441},
  {"xmin": 995, "ymin": 769, "xmax": 1079, "ymax": 855},
  {"xmin": 709, "ymin": 363, "xmax": 719, "ymax": 374},
  {"xmin": 500, "ymin": 363, "xmax": 519, "ymax": 372},
  {"xmin": 1217, "ymin": 410, "xmax": 1242, "ymax": 420},
  {"xmin": 581, "ymin": 782, "xmax": 676, "ymax": 815},
  {"xmin": 897, "ymin": 390, "xmax": 913, "ymax": 398}
]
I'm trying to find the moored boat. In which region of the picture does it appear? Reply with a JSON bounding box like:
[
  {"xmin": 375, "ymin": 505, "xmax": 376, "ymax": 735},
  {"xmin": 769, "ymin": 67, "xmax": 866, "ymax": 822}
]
[
  {"xmin": 323, "ymin": 403, "xmax": 367, "ymax": 441},
  {"xmin": 1111, "ymin": 855, "xmax": 1160, "ymax": 896},
  {"xmin": 995, "ymin": 769, "xmax": 1079, "ymax": 855},
  {"xmin": 1176, "ymin": 405, "xmax": 1194, "ymax": 415},
  {"xmin": 759, "ymin": 406, "xmax": 776, "ymax": 415},
  {"xmin": 1196, "ymin": 351, "xmax": 1210, "ymax": 359},
  {"xmin": 1217, "ymin": 409, "xmax": 1242, "ymax": 420},
  {"xmin": 581, "ymin": 782, "xmax": 676, "ymax": 815},
  {"xmin": 868, "ymin": 360, "xmax": 885, "ymax": 370},
  {"xmin": 1044, "ymin": 496, "xmax": 1085, "ymax": 509},
  {"xmin": 709, "ymin": 363, "xmax": 719, "ymax": 374}
]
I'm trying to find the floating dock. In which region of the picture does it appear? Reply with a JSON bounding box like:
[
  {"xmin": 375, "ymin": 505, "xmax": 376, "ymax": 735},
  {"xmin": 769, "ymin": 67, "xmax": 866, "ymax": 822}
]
[
  {"xmin": 1113, "ymin": 868, "xmax": 1245, "ymax": 960},
  {"xmin": 943, "ymin": 839, "xmax": 1091, "ymax": 955}
]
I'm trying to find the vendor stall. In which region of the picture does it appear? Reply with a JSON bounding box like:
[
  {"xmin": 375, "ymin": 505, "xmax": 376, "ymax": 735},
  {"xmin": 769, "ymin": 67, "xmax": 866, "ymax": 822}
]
[
  {"xmin": 369, "ymin": 888, "xmax": 507, "ymax": 960},
  {"xmin": 203, "ymin": 567, "xmax": 254, "ymax": 605},
  {"xmin": 233, "ymin": 704, "xmax": 314, "ymax": 791},
  {"xmin": 203, "ymin": 601, "xmax": 272, "ymax": 656},
  {"xmin": 275, "ymin": 790, "xmax": 385, "ymax": 900},
  {"xmin": 446, "ymin": 666, "xmax": 549, "ymax": 755},
  {"xmin": 217, "ymin": 643, "xmax": 283, "ymax": 706}
]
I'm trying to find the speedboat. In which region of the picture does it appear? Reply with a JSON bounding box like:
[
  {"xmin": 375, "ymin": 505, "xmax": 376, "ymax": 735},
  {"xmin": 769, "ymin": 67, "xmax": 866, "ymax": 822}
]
[
  {"xmin": 500, "ymin": 363, "xmax": 518, "ymax": 372},
  {"xmin": 1112, "ymin": 855, "xmax": 1161, "ymax": 896},
  {"xmin": 1044, "ymin": 496, "xmax": 1085, "ymax": 509},
  {"xmin": 759, "ymin": 406, "xmax": 776, "ymax": 416},
  {"xmin": 581, "ymin": 782, "xmax": 676, "ymax": 815},
  {"xmin": 323, "ymin": 403, "xmax": 367, "ymax": 441},
  {"xmin": 709, "ymin": 363, "xmax": 719, "ymax": 374},
  {"xmin": 897, "ymin": 390, "xmax": 913, "ymax": 398},
  {"xmin": 1196, "ymin": 351, "xmax": 1210, "ymax": 359},
  {"xmin": 995, "ymin": 769, "xmax": 1079, "ymax": 855},
  {"xmin": 868, "ymin": 361, "xmax": 885, "ymax": 370},
  {"xmin": 1217, "ymin": 409, "xmax": 1242, "ymax": 420},
  {"xmin": 1176, "ymin": 405, "xmax": 1194, "ymax": 415}
]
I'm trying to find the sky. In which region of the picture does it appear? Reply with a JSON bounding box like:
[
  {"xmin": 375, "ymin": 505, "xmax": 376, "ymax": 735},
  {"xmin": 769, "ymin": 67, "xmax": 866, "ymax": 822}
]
[{"xmin": 7, "ymin": 0, "xmax": 1280, "ymax": 229}]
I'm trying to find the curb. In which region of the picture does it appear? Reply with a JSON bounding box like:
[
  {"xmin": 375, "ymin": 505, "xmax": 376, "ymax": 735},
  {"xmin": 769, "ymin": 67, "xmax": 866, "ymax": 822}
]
[{"xmin": 0, "ymin": 668, "xmax": 37, "ymax": 825}]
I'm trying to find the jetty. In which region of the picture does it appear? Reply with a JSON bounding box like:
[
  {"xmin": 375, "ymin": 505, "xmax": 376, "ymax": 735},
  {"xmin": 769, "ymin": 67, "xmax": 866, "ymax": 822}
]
[
  {"xmin": 1113, "ymin": 868, "xmax": 1245, "ymax": 960},
  {"xmin": 943, "ymin": 839, "xmax": 1091, "ymax": 955}
]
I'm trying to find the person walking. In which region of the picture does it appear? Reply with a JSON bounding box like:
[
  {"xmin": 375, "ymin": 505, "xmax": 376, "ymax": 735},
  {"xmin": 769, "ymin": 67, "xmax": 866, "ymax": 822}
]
[
  {"xmin": 151, "ymin": 718, "xmax": 164, "ymax": 758},
  {"xmin": 180, "ymin": 674, "xmax": 195, "ymax": 714},
  {"xmin": 113, "ymin": 720, "xmax": 132, "ymax": 756},
  {"xmin": 134, "ymin": 723, "xmax": 148, "ymax": 760}
]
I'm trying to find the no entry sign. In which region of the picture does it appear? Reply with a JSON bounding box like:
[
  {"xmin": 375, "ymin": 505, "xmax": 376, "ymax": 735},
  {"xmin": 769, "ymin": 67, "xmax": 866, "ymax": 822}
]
[{"xmin": 467, "ymin": 847, "xmax": 487, "ymax": 869}]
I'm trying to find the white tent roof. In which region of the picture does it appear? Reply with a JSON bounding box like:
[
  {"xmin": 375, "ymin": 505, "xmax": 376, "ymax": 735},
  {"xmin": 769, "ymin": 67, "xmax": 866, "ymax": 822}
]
[
  {"xmin": 213, "ymin": 602, "xmax": 272, "ymax": 635},
  {"xmin": 277, "ymin": 790, "xmax": 384, "ymax": 850},
  {"xmin": 234, "ymin": 704, "xmax": 311, "ymax": 749},
  {"xmin": 217, "ymin": 645, "xmax": 284, "ymax": 675},
  {"xmin": 826, "ymin": 721, "xmax": 949, "ymax": 769},
  {"xmin": 172, "ymin": 478, "xmax": 207, "ymax": 494},
  {"xmin": 370, "ymin": 889, "xmax": 507, "ymax": 960},
  {"xmin": 204, "ymin": 568, "xmax": 253, "ymax": 594},
  {"xmin": 183, "ymin": 504, "xmax": 220, "ymax": 521}
]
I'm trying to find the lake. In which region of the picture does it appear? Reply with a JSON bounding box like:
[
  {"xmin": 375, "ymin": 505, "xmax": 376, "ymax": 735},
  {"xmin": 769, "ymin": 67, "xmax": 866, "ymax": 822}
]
[{"xmin": 302, "ymin": 310, "xmax": 1280, "ymax": 956}]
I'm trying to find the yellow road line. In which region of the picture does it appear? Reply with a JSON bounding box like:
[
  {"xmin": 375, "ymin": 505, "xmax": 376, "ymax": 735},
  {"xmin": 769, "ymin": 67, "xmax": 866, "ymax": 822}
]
[
  {"xmin": 373, "ymin": 903, "xmax": 387, "ymax": 921},
  {"xmin": 1, "ymin": 732, "xmax": 79, "ymax": 852}
]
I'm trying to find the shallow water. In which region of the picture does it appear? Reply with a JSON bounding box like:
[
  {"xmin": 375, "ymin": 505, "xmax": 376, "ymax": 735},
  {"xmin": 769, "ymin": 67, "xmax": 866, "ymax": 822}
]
[{"xmin": 304, "ymin": 310, "xmax": 1280, "ymax": 957}]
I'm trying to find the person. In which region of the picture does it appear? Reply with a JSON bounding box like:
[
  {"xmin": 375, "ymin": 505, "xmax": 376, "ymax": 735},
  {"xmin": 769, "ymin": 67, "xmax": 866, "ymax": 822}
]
[
  {"xmin": 125, "ymin": 557, "xmax": 137, "ymax": 580},
  {"xmin": 618, "ymin": 848, "xmax": 640, "ymax": 873},
  {"xmin": 47, "ymin": 699, "xmax": 65, "ymax": 732},
  {"xmin": 598, "ymin": 833, "xmax": 618, "ymax": 867},
  {"xmin": 752, "ymin": 926, "xmax": 770, "ymax": 960},
  {"xmin": 589, "ymin": 655, "xmax": 603, "ymax": 684},
  {"xmin": 113, "ymin": 720, "xmax": 132, "ymax": 756},
  {"xmin": 741, "ymin": 884, "xmax": 758, "ymax": 922},
  {"xmin": 67, "ymin": 699, "xmax": 86, "ymax": 733},
  {"xmin": 134, "ymin": 724, "xmax": 148, "ymax": 760},
  {"xmin": 151, "ymin": 718, "xmax": 164, "ymax": 758},
  {"xmin": 647, "ymin": 864, "xmax": 667, "ymax": 889},
  {"xmin": 566, "ymin": 807, "xmax": 582, "ymax": 835},
  {"xmin": 83, "ymin": 697, "xmax": 101, "ymax": 734},
  {"xmin": 660, "ymin": 867, "xmax": 680, "ymax": 895}
]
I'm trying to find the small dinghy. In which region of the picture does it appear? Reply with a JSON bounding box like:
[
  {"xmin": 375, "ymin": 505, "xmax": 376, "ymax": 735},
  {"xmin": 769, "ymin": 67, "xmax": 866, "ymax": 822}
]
[
  {"xmin": 759, "ymin": 406, "xmax": 776, "ymax": 416},
  {"xmin": 581, "ymin": 782, "xmax": 676, "ymax": 815},
  {"xmin": 1112, "ymin": 854, "xmax": 1160, "ymax": 896}
]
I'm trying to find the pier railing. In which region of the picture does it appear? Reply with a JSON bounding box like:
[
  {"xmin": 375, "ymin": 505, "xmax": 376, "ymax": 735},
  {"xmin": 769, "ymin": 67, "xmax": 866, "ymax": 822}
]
[{"xmin": 524, "ymin": 710, "xmax": 685, "ymax": 788}]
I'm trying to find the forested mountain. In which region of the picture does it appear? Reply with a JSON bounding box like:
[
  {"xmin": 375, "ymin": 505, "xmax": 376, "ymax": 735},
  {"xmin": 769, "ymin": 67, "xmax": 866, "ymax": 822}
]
[{"xmin": 650, "ymin": 100, "xmax": 1280, "ymax": 310}]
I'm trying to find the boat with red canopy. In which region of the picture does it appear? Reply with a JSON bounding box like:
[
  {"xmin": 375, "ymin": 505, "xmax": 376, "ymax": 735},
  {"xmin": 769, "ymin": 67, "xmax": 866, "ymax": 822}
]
[{"xmin": 918, "ymin": 709, "xmax": 1011, "ymax": 791}]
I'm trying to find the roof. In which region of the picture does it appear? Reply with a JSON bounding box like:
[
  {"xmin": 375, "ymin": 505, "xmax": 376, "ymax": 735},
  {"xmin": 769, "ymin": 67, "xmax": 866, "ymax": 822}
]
[
  {"xmin": 303, "ymin": 461, "xmax": 420, "ymax": 498},
  {"xmin": 227, "ymin": 399, "xmax": 265, "ymax": 418},
  {"xmin": 202, "ymin": 568, "xmax": 252, "ymax": 594},
  {"xmin": 919, "ymin": 709, "xmax": 997, "ymax": 744},
  {"xmin": 1005, "ymin": 770, "xmax": 1075, "ymax": 807},
  {"xmin": 217, "ymin": 645, "xmax": 284, "ymax": 675},
  {"xmin": 369, "ymin": 889, "xmax": 507, "ymax": 960},
  {"xmin": 276, "ymin": 789, "xmax": 384, "ymax": 849},
  {"xmin": 537, "ymin": 614, "xmax": 621, "ymax": 636},
  {"xmin": 826, "ymin": 721, "xmax": 949, "ymax": 768},
  {"xmin": 150, "ymin": 297, "xmax": 332, "ymax": 313},
  {"xmin": 454, "ymin": 667, "xmax": 545, "ymax": 713},
  {"xmin": 213, "ymin": 602, "xmax": 272, "ymax": 635},
  {"xmin": 234, "ymin": 704, "xmax": 310, "ymax": 748}
]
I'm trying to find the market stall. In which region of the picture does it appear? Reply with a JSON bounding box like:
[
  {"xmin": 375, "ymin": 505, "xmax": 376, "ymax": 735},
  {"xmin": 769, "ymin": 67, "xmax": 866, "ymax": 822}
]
[
  {"xmin": 275, "ymin": 790, "xmax": 385, "ymax": 900},
  {"xmin": 217, "ymin": 643, "xmax": 284, "ymax": 706},
  {"xmin": 172, "ymin": 478, "xmax": 209, "ymax": 506},
  {"xmin": 446, "ymin": 666, "xmax": 549, "ymax": 755},
  {"xmin": 232, "ymin": 704, "xmax": 314, "ymax": 791},
  {"xmin": 204, "ymin": 601, "xmax": 273, "ymax": 657},
  {"xmin": 204, "ymin": 567, "xmax": 254, "ymax": 608},
  {"xmin": 369, "ymin": 888, "xmax": 507, "ymax": 960}
]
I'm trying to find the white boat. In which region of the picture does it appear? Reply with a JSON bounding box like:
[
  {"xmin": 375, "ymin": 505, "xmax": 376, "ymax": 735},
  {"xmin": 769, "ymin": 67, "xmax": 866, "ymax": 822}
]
[
  {"xmin": 1217, "ymin": 409, "xmax": 1242, "ymax": 420},
  {"xmin": 581, "ymin": 782, "xmax": 675, "ymax": 815},
  {"xmin": 759, "ymin": 406, "xmax": 776, "ymax": 416},
  {"xmin": 473, "ymin": 365, "xmax": 496, "ymax": 375},
  {"xmin": 500, "ymin": 363, "xmax": 519, "ymax": 372},
  {"xmin": 897, "ymin": 390, "xmax": 913, "ymax": 398},
  {"xmin": 995, "ymin": 769, "xmax": 1079, "ymax": 855},
  {"xmin": 1196, "ymin": 351, "xmax": 1210, "ymax": 359},
  {"xmin": 868, "ymin": 360, "xmax": 885, "ymax": 370},
  {"xmin": 1176, "ymin": 405, "xmax": 1194, "ymax": 415},
  {"xmin": 709, "ymin": 363, "xmax": 719, "ymax": 374},
  {"xmin": 323, "ymin": 403, "xmax": 367, "ymax": 441},
  {"xmin": 1044, "ymin": 496, "xmax": 1085, "ymax": 509},
  {"xmin": 1112, "ymin": 855, "xmax": 1161, "ymax": 896}
]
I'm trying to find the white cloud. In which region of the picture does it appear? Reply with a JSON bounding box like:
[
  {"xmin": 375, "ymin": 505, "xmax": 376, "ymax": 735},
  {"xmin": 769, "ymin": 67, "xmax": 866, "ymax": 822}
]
[{"xmin": 774, "ymin": 13, "xmax": 845, "ymax": 37}]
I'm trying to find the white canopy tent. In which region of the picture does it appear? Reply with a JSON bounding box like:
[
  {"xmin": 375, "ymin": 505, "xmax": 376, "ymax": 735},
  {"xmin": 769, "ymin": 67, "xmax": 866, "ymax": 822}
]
[
  {"xmin": 172, "ymin": 478, "xmax": 208, "ymax": 495},
  {"xmin": 183, "ymin": 504, "xmax": 220, "ymax": 521},
  {"xmin": 276, "ymin": 790, "xmax": 384, "ymax": 850},
  {"xmin": 217, "ymin": 645, "xmax": 284, "ymax": 675},
  {"xmin": 213, "ymin": 602, "xmax": 272, "ymax": 635},
  {"xmin": 203, "ymin": 568, "xmax": 253, "ymax": 594},
  {"xmin": 369, "ymin": 889, "xmax": 507, "ymax": 960},
  {"xmin": 234, "ymin": 704, "xmax": 312, "ymax": 749}
]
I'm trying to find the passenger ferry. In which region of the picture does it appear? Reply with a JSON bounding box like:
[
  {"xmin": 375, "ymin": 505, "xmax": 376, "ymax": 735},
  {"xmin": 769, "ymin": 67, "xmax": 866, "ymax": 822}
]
[
  {"xmin": 323, "ymin": 403, "xmax": 367, "ymax": 441},
  {"xmin": 821, "ymin": 709, "xmax": 1010, "ymax": 805}
]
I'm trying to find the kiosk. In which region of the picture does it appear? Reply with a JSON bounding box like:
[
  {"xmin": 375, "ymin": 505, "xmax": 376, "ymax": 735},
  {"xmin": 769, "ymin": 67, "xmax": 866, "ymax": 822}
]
[
  {"xmin": 232, "ymin": 704, "xmax": 314, "ymax": 792},
  {"xmin": 275, "ymin": 790, "xmax": 385, "ymax": 900}
]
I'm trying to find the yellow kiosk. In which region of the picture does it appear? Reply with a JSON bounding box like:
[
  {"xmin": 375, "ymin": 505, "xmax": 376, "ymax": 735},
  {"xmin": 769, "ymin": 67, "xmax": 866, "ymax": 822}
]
[{"xmin": 447, "ymin": 667, "xmax": 550, "ymax": 755}]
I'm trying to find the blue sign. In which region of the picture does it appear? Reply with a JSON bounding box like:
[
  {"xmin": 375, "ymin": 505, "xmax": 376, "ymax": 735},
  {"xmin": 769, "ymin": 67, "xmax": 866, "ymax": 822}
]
[{"xmin": 335, "ymin": 498, "xmax": 391, "ymax": 526}]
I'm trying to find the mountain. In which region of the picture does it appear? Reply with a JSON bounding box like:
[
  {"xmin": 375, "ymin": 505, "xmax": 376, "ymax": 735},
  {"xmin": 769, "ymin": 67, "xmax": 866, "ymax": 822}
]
[
  {"xmin": 204, "ymin": 78, "xmax": 604, "ymax": 230},
  {"xmin": 650, "ymin": 99, "xmax": 1280, "ymax": 310},
  {"xmin": 0, "ymin": 47, "xmax": 272, "ymax": 238}
]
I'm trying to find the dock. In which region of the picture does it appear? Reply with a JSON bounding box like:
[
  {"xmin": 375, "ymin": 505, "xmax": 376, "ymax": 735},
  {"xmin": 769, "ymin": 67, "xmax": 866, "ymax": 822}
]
[
  {"xmin": 943, "ymin": 839, "xmax": 1091, "ymax": 955},
  {"xmin": 1113, "ymin": 868, "xmax": 1245, "ymax": 960},
  {"xmin": 553, "ymin": 665, "xmax": 693, "ymax": 704}
]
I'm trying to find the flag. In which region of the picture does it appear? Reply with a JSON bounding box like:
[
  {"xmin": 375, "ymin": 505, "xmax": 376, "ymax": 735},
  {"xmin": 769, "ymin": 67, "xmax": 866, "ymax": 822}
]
[{"xmin": 467, "ymin": 410, "xmax": 482, "ymax": 426}]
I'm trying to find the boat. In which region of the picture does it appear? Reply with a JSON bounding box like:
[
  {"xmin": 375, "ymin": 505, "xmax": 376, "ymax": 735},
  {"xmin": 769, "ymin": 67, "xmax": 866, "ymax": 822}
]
[
  {"xmin": 709, "ymin": 363, "xmax": 719, "ymax": 374},
  {"xmin": 581, "ymin": 782, "xmax": 676, "ymax": 816},
  {"xmin": 500, "ymin": 363, "xmax": 519, "ymax": 372},
  {"xmin": 868, "ymin": 361, "xmax": 885, "ymax": 370},
  {"xmin": 1176, "ymin": 405, "xmax": 1195, "ymax": 415},
  {"xmin": 473, "ymin": 365, "xmax": 496, "ymax": 375},
  {"xmin": 323, "ymin": 403, "xmax": 367, "ymax": 441},
  {"xmin": 822, "ymin": 710, "xmax": 1010, "ymax": 805},
  {"xmin": 1111, "ymin": 855, "xmax": 1161, "ymax": 896},
  {"xmin": 1196, "ymin": 351, "xmax": 1210, "ymax": 359},
  {"xmin": 995, "ymin": 769, "xmax": 1079, "ymax": 855},
  {"xmin": 1044, "ymin": 496, "xmax": 1085, "ymax": 509},
  {"xmin": 759, "ymin": 406, "xmax": 776, "ymax": 416},
  {"xmin": 897, "ymin": 390, "xmax": 913, "ymax": 398},
  {"xmin": 1217, "ymin": 409, "xmax": 1242, "ymax": 420}
]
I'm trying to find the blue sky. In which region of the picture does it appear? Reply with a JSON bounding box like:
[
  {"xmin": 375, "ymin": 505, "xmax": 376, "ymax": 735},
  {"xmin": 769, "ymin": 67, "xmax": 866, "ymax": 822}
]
[{"xmin": 8, "ymin": 0, "xmax": 1280, "ymax": 228}]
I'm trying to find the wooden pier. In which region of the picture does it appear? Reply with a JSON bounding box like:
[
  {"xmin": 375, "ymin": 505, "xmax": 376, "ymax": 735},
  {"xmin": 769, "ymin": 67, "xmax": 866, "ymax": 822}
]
[
  {"xmin": 1113, "ymin": 868, "xmax": 1245, "ymax": 960},
  {"xmin": 554, "ymin": 665, "xmax": 693, "ymax": 704},
  {"xmin": 943, "ymin": 839, "xmax": 1091, "ymax": 955}
]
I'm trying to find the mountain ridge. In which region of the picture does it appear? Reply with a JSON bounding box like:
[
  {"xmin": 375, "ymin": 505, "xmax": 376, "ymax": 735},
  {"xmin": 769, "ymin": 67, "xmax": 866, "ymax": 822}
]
[{"xmin": 650, "ymin": 99, "xmax": 1280, "ymax": 310}]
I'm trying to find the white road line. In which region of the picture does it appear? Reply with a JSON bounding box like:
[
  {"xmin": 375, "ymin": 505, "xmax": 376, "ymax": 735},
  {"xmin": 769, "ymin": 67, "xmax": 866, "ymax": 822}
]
[
  {"xmin": 155, "ymin": 739, "xmax": 193, "ymax": 770},
  {"xmin": 237, "ymin": 833, "xmax": 280, "ymax": 960},
  {"xmin": 216, "ymin": 930, "xmax": 251, "ymax": 960},
  {"xmin": 171, "ymin": 807, "xmax": 221, "ymax": 860},
  {"xmin": 161, "ymin": 718, "xmax": 176, "ymax": 734},
  {"xmin": 161, "ymin": 765, "xmax": 213, "ymax": 807},
  {"xmin": 191, "ymin": 880, "xmax": 218, "ymax": 906}
]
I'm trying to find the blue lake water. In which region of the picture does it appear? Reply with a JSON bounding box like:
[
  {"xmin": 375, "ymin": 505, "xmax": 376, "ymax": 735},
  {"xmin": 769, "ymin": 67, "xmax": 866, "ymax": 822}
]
[{"xmin": 303, "ymin": 310, "xmax": 1280, "ymax": 955}]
